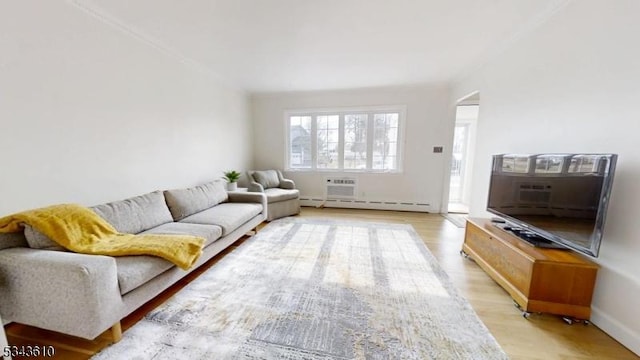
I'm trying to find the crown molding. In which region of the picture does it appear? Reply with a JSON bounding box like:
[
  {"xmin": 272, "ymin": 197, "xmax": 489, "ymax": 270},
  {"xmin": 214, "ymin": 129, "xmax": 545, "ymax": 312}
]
[{"xmin": 67, "ymin": 0, "xmax": 241, "ymax": 90}]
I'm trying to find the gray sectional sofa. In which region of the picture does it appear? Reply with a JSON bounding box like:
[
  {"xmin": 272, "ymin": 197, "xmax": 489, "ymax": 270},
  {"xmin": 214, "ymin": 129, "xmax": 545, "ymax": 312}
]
[{"xmin": 0, "ymin": 179, "xmax": 266, "ymax": 341}]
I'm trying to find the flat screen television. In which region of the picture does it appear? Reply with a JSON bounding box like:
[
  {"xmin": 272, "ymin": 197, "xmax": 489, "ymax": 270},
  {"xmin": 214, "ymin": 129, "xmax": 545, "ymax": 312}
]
[{"xmin": 487, "ymin": 153, "xmax": 617, "ymax": 257}]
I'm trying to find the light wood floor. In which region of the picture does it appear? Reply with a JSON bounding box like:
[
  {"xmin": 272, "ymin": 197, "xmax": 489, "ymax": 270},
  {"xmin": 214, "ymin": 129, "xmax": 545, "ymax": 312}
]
[{"xmin": 4, "ymin": 208, "xmax": 638, "ymax": 359}]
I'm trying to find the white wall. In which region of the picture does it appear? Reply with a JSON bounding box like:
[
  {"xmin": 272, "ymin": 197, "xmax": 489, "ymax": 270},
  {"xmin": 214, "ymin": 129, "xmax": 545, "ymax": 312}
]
[
  {"xmin": 453, "ymin": 0, "xmax": 640, "ymax": 354},
  {"xmin": 251, "ymin": 85, "xmax": 452, "ymax": 212},
  {"xmin": 0, "ymin": 1, "xmax": 252, "ymax": 215}
]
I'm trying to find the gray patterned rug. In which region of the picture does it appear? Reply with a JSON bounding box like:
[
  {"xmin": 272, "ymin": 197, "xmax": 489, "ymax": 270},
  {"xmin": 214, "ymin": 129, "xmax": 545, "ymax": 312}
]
[{"xmin": 93, "ymin": 218, "xmax": 507, "ymax": 359}]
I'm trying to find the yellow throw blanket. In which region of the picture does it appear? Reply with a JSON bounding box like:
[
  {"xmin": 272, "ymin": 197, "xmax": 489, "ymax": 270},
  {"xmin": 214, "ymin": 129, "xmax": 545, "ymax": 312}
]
[{"xmin": 0, "ymin": 204, "xmax": 204, "ymax": 270}]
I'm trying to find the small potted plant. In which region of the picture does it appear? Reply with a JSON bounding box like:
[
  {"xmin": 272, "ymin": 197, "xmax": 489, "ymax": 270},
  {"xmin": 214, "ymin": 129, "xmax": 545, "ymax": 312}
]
[{"xmin": 223, "ymin": 170, "xmax": 242, "ymax": 191}]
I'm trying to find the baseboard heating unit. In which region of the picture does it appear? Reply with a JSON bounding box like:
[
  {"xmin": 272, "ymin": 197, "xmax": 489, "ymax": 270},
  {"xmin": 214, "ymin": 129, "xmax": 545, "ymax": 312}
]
[{"xmin": 300, "ymin": 197, "xmax": 431, "ymax": 212}]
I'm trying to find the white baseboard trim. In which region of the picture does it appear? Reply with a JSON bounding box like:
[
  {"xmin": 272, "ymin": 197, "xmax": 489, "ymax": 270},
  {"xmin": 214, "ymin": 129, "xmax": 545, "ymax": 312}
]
[
  {"xmin": 591, "ymin": 306, "xmax": 640, "ymax": 356},
  {"xmin": 300, "ymin": 197, "xmax": 431, "ymax": 212}
]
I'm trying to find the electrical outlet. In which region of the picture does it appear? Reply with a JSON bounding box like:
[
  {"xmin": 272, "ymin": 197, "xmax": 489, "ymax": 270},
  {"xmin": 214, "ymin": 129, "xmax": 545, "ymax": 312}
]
[{"xmin": 433, "ymin": 146, "xmax": 443, "ymax": 153}]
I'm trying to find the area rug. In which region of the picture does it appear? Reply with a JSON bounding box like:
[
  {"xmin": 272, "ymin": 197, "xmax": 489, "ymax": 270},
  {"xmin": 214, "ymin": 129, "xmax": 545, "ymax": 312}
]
[{"xmin": 92, "ymin": 218, "xmax": 507, "ymax": 359}]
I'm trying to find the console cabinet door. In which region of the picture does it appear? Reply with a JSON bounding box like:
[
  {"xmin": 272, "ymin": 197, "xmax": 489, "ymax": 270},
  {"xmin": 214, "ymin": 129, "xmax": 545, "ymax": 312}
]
[{"xmin": 464, "ymin": 222, "xmax": 534, "ymax": 306}]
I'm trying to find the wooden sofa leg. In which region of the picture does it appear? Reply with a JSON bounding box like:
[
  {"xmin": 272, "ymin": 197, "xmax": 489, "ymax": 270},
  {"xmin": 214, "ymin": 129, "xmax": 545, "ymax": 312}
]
[{"xmin": 111, "ymin": 322, "xmax": 122, "ymax": 343}]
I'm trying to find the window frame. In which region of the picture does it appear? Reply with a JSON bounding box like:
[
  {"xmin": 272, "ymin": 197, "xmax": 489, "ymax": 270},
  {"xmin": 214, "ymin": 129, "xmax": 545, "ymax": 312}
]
[{"xmin": 284, "ymin": 105, "xmax": 406, "ymax": 173}]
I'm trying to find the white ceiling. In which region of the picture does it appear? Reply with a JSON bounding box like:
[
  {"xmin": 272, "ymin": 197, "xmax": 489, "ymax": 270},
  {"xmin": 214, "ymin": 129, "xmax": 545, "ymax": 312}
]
[{"xmin": 72, "ymin": 0, "xmax": 569, "ymax": 93}]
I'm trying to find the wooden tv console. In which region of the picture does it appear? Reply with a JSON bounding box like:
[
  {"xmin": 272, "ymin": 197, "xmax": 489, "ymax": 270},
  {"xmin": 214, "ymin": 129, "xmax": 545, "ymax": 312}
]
[{"xmin": 462, "ymin": 218, "xmax": 599, "ymax": 320}]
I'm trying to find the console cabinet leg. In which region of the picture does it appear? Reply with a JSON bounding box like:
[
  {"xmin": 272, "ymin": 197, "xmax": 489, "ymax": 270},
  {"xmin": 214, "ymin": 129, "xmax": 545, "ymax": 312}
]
[{"xmin": 111, "ymin": 322, "xmax": 122, "ymax": 343}]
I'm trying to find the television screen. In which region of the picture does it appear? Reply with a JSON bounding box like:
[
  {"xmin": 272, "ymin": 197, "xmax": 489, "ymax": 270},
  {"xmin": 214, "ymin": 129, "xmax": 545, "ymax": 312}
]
[{"xmin": 487, "ymin": 153, "xmax": 617, "ymax": 257}]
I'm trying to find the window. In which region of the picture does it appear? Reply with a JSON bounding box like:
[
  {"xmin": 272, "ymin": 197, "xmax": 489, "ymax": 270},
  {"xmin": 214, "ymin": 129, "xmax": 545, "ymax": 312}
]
[
  {"xmin": 317, "ymin": 115, "xmax": 339, "ymax": 169},
  {"xmin": 286, "ymin": 107, "xmax": 404, "ymax": 172},
  {"xmin": 289, "ymin": 116, "xmax": 312, "ymax": 168},
  {"xmin": 373, "ymin": 113, "xmax": 399, "ymax": 171},
  {"xmin": 344, "ymin": 114, "xmax": 368, "ymax": 170}
]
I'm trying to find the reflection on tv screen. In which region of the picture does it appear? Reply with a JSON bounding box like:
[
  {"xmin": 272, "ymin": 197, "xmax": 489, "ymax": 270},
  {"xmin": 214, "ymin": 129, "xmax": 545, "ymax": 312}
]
[{"xmin": 487, "ymin": 153, "xmax": 616, "ymax": 257}]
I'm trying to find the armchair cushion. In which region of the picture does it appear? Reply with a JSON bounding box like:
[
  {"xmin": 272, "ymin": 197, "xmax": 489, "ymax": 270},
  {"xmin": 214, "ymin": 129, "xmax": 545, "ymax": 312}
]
[
  {"xmin": 264, "ymin": 188, "xmax": 300, "ymax": 203},
  {"xmin": 252, "ymin": 170, "xmax": 280, "ymax": 189}
]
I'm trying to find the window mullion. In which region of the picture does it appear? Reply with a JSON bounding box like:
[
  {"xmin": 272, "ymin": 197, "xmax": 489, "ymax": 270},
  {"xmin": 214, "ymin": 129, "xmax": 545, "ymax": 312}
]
[
  {"xmin": 338, "ymin": 114, "xmax": 345, "ymax": 170},
  {"xmin": 286, "ymin": 116, "xmax": 292, "ymax": 169},
  {"xmin": 366, "ymin": 112, "xmax": 374, "ymax": 170},
  {"xmin": 311, "ymin": 115, "xmax": 318, "ymax": 170}
]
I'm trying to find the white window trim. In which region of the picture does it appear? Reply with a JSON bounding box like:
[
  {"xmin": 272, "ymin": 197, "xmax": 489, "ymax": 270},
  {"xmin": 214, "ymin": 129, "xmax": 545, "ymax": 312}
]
[{"xmin": 284, "ymin": 105, "xmax": 406, "ymax": 173}]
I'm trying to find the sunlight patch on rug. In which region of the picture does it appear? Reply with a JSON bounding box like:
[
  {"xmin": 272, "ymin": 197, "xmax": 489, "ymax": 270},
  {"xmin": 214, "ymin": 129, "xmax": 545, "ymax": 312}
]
[{"xmin": 92, "ymin": 218, "xmax": 507, "ymax": 359}]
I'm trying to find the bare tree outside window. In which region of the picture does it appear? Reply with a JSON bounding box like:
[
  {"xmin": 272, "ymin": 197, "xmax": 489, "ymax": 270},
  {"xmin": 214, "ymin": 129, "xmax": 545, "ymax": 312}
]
[
  {"xmin": 317, "ymin": 115, "xmax": 339, "ymax": 169},
  {"xmin": 344, "ymin": 114, "xmax": 368, "ymax": 169},
  {"xmin": 289, "ymin": 116, "xmax": 312, "ymax": 168},
  {"xmin": 373, "ymin": 113, "xmax": 399, "ymax": 170}
]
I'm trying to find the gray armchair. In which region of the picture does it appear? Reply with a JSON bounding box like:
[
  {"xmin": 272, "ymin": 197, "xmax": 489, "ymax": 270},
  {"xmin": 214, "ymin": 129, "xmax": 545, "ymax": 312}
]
[{"xmin": 247, "ymin": 170, "xmax": 300, "ymax": 221}]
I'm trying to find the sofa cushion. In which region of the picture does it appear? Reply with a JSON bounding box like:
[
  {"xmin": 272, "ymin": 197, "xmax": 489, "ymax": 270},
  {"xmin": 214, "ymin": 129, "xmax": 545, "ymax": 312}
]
[
  {"xmin": 179, "ymin": 203, "xmax": 263, "ymax": 236},
  {"xmin": 92, "ymin": 191, "xmax": 173, "ymax": 234},
  {"xmin": 164, "ymin": 180, "xmax": 228, "ymax": 221},
  {"xmin": 264, "ymin": 188, "xmax": 300, "ymax": 203},
  {"xmin": 116, "ymin": 223, "xmax": 223, "ymax": 295},
  {"xmin": 139, "ymin": 222, "xmax": 223, "ymax": 248},
  {"xmin": 115, "ymin": 255, "xmax": 174, "ymax": 295},
  {"xmin": 252, "ymin": 170, "xmax": 280, "ymax": 189},
  {"xmin": 23, "ymin": 225, "xmax": 66, "ymax": 251}
]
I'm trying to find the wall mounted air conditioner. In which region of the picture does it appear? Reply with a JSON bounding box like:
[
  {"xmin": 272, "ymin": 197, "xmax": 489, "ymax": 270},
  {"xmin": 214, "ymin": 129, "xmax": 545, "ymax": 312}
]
[{"xmin": 325, "ymin": 177, "xmax": 357, "ymax": 199}]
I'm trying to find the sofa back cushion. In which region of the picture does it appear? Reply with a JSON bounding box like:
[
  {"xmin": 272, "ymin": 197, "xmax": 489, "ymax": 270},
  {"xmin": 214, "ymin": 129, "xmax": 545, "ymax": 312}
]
[
  {"xmin": 23, "ymin": 225, "xmax": 66, "ymax": 251},
  {"xmin": 164, "ymin": 180, "xmax": 228, "ymax": 221},
  {"xmin": 0, "ymin": 232, "xmax": 29, "ymax": 250},
  {"xmin": 92, "ymin": 191, "xmax": 174, "ymax": 234},
  {"xmin": 252, "ymin": 170, "xmax": 280, "ymax": 189}
]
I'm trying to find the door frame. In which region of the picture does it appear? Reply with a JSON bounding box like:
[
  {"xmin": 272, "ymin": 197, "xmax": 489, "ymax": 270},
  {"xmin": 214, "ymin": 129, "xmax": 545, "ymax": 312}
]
[{"xmin": 440, "ymin": 91, "xmax": 479, "ymax": 213}]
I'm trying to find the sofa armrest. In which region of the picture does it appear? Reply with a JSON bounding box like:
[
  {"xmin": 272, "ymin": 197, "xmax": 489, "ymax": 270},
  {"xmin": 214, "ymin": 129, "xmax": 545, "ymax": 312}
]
[
  {"xmin": 228, "ymin": 192, "xmax": 268, "ymax": 217},
  {"xmin": 228, "ymin": 191, "xmax": 266, "ymax": 204},
  {"xmin": 0, "ymin": 248, "xmax": 123, "ymax": 339},
  {"xmin": 280, "ymin": 179, "xmax": 296, "ymax": 190},
  {"xmin": 248, "ymin": 181, "xmax": 265, "ymax": 193}
]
